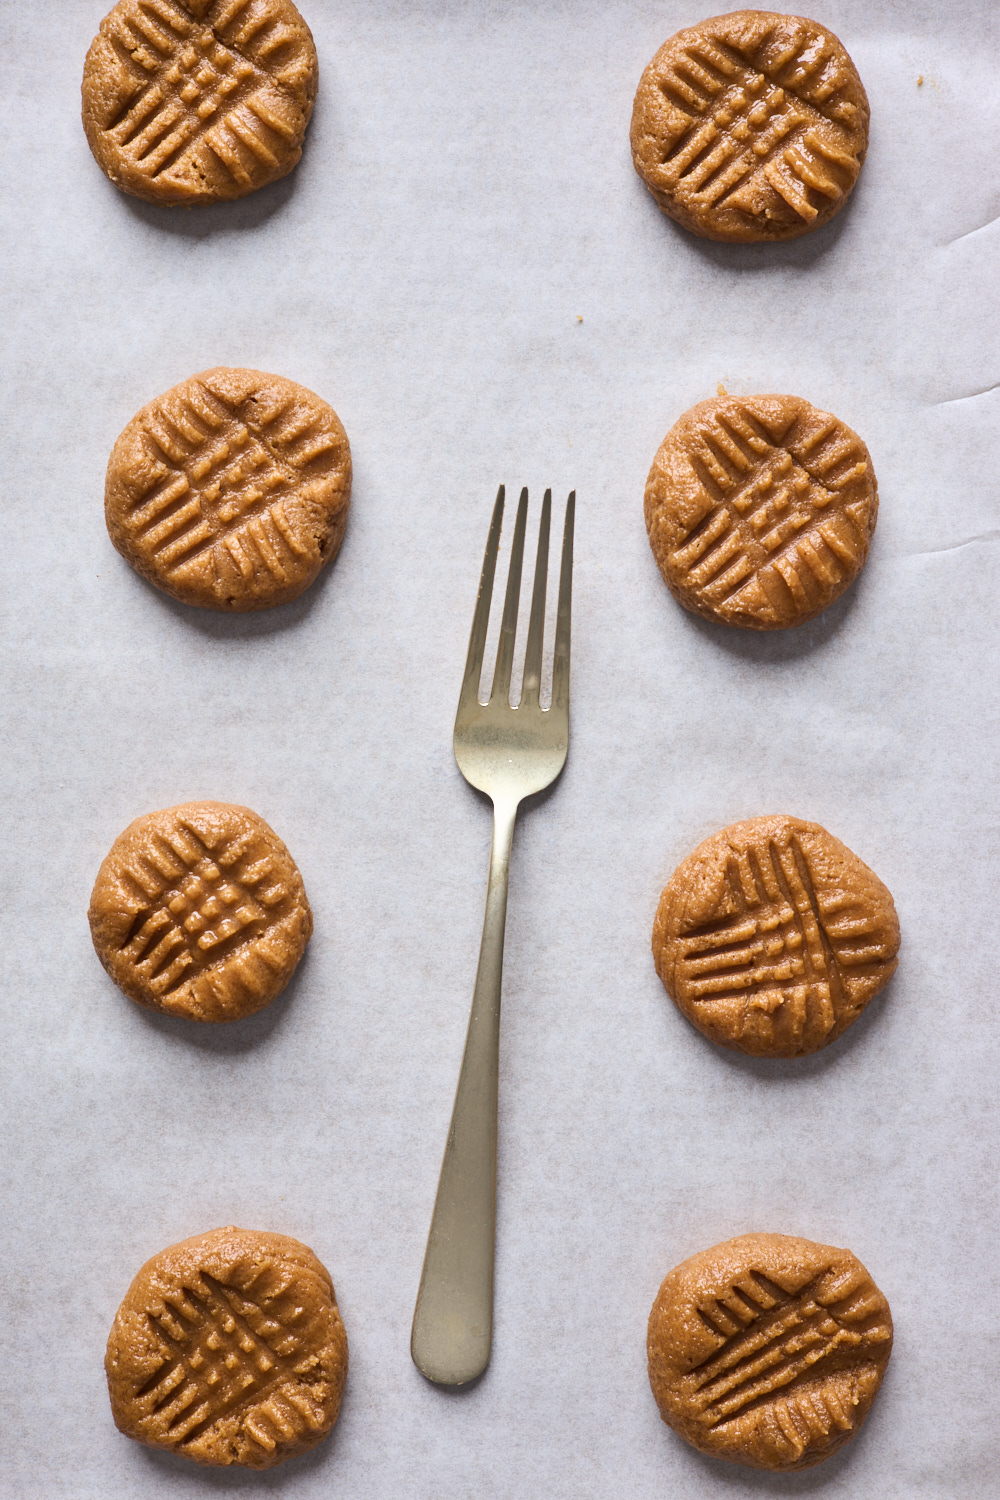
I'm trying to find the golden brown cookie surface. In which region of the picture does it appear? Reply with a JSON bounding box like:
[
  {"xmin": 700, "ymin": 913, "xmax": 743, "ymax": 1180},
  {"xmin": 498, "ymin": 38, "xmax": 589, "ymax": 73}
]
[
  {"xmin": 89, "ymin": 801, "xmax": 312, "ymax": 1021},
  {"xmin": 105, "ymin": 368, "xmax": 351, "ymax": 611},
  {"xmin": 82, "ymin": 0, "xmax": 318, "ymax": 206},
  {"xmin": 630, "ymin": 11, "xmax": 869, "ymax": 242},
  {"xmin": 653, "ymin": 816, "xmax": 899, "ymax": 1057},
  {"xmin": 648, "ymin": 1233, "xmax": 892, "ymax": 1471},
  {"xmin": 106, "ymin": 1226, "xmax": 348, "ymax": 1468},
  {"xmin": 645, "ymin": 394, "xmax": 877, "ymax": 630}
]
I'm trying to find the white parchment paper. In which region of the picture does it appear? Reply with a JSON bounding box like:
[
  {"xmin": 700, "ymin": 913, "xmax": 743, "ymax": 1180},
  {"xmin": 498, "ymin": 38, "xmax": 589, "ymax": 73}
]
[{"xmin": 2, "ymin": 2, "xmax": 999, "ymax": 1494}]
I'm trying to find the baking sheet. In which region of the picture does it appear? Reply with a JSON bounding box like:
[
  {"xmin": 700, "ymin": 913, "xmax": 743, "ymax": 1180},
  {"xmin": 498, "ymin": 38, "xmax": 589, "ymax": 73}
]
[{"xmin": 2, "ymin": 1, "xmax": 999, "ymax": 1494}]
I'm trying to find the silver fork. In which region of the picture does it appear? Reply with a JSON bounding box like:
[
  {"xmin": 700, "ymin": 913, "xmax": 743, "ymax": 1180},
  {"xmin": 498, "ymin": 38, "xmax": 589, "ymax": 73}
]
[{"xmin": 411, "ymin": 484, "xmax": 575, "ymax": 1387}]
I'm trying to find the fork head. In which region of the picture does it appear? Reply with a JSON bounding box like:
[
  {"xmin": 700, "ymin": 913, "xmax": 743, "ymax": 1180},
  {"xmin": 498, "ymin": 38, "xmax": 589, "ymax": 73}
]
[{"xmin": 454, "ymin": 486, "xmax": 574, "ymax": 806}]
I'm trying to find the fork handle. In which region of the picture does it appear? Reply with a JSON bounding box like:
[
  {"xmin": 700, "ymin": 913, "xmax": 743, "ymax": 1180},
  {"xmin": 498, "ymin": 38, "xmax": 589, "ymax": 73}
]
[{"xmin": 411, "ymin": 796, "xmax": 518, "ymax": 1386}]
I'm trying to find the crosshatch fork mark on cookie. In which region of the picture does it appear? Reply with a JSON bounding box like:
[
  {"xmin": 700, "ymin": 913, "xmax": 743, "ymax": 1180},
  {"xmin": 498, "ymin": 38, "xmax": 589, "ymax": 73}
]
[
  {"xmin": 689, "ymin": 1265, "xmax": 889, "ymax": 1452},
  {"xmin": 677, "ymin": 837, "xmax": 889, "ymax": 1041},
  {"xmin": 656, "ymin": 26, "xmax": 863, "ymax": 226},
  {"xmin": 671, "ymin": 405, "xmax": 870, "ymax": 619},
  {"xmin": 118, "ymin": 818, "xmax": 293, "ymax": 999},
  {"xmin": 137, "ymin": 1268, "xmax": 325, "ymax": 1455},
  {"xmin": 99, "ymin": 0, "xmax": 306, "ymax": 193},
  {"xmin": 126, "ymin": 382, "xmax": 334, "ymax": 587}
]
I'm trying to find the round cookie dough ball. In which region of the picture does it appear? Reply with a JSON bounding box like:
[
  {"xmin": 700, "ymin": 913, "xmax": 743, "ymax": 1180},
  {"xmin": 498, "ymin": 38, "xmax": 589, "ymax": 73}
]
[
  {"xmin": 89, "ymin": 801, "xmax": 312, "ymax": 1022},
  {"xmin": 647, "ymin": 1233, "xmax": 892, "ymax": 1471},
  {"xmin": 106, "ymin": 1226, "xmax": 348, "ymax": 1468},
  {"xmin": 652, "ymin": 815, "xmax": 899, "ymax": 1057},
  {"xmin": 644, "ymin": 394, "xmax": 878, "ymax": 630},
  {"xmin": 105, "ymin": 368, "xmax": 351, "ymax": 612},
  {"xmin": 82, "ymin": 0, "xmax": 319, "ymax": 207},
  {"xmin": 630, "ymin": 11, "xmax": 869, "ymax": 243}
]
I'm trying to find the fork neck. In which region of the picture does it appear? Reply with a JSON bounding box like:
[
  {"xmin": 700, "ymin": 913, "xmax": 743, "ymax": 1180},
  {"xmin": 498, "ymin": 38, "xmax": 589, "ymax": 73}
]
[
  {"xmin": 472, "ymin": 795, "xmax": 519, "ymax": 1031},
  {"xmin": 488, "ymin": 796, "xmax": 519, "ymax": 885}
]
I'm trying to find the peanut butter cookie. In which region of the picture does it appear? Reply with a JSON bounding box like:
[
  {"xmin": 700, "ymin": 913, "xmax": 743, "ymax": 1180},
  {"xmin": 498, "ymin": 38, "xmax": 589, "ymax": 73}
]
[
  {"xmin": 105, "ymin": 368, "xmax": 351, "ymax": 611},
  {"xmin": 89, "ymin": 801, "xmax": 312, "ymax": 1021},
  {"xmin": 645, "ymin": 394, "xmax": 877, "ymax": 629},
  {"xmin": 648, "ymin": 1233, "xmax": 892, "ymax": 1471},
  {"xmin": 630, "ymin": 11, "xmax": 869, "ymax": 242},
  {"xmin": 82, "ymin": 0, "xmax": 318, "ymax": 206},
  {"xmin": 106, "ymin": 1226, "xmax": 348, "ymax": 1468},
  {"xmin": 653, "ymin": 816, "xmax": 899, "ymax": 1057}
]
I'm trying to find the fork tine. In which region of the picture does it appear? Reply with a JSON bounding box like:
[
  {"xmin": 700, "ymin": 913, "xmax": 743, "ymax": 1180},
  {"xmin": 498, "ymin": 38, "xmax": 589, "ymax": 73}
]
[
  {"xmin": 458, "ymin": 485, "xmax": 505, "ymax": 712},
  {"xmin": 550, "ymin": 491, "xmax": 574, "ymax": 716},
  {"xmin": 520, "ymin": 488, "xmax": 551, "ymax": 708},
  {"xmin": 490, "ymin": 487, "xmax": 528, "ymax": 704}
]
